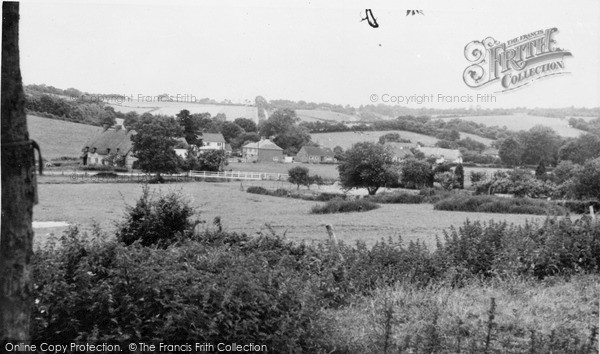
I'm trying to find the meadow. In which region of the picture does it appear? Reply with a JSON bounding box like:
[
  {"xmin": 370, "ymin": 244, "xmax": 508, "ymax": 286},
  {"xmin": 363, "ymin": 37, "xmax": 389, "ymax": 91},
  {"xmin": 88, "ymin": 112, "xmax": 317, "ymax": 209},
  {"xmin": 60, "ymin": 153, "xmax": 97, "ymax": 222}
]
[
  {"xmin": 109, "ymin": 101, "xmax": 258, "ymax": 120},
  {"xmin": 27, "ymin": 115, "xmax": 101, "ymax": 159},
  {"xmin": 312, "ymin": 130, "xmax": 441, "ymax": 149},
  {"xmin": 33, "ymin": 179, "xmax": 547, "ymax": 250},
  {"xmin": 440, "ymin": 114, "xmax": 585, "ymax": 137},
  {"xmin": 296, "ymin": 109, "xmax": 361, "ymax": 123}
]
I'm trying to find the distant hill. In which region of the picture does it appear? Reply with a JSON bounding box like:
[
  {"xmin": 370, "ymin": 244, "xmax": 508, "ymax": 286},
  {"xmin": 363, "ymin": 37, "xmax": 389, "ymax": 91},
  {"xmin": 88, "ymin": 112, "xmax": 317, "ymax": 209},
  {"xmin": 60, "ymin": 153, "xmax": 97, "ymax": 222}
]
[
  {"xmin": 28, "ymin": 115, "xmax": 100, "ymax": 159},
  {"xmin": 312, "ymin": 130, "xmax": 440, "ymax": 150},
  {"xmin": 295, "ymin": 109, "xmax": 361, "ymax": 123},
  {"xmin": 109, "ymin": 101, "xmax": 258, "ymax": 122},
  {"xmin": 438, "ymin": 114, "xmax": 585, "ymax": 138}
]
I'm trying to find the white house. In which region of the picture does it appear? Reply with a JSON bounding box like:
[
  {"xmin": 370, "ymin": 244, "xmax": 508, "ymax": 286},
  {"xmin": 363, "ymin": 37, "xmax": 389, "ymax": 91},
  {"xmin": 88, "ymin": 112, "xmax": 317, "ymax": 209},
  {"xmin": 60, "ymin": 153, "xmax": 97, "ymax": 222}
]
[
  {"xmin": 199, "ymin": 133, "xmax": 226, "ymax": 151},
  {"xmin": 418, "ymin": 146, "xmax": 463, "ymax": 164}
]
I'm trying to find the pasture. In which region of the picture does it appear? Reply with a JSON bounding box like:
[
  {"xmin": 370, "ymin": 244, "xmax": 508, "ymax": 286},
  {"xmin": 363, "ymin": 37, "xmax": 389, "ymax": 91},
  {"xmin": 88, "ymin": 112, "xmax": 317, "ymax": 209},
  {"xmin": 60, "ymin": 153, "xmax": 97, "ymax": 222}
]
[
  {"xmin": 33, "ymin": 179, "xmax": 547, "ymax": 249},
  {"xmin": 312, "ymin": 130, "xmax": 440, "ymax": 149},
  {"xmin": 296, "ymin": 109, "xmax": 360, "ymax": 123},
  {"xmin": 440, "ymin": 114, "xmax": 585, "ymax": 137},
  {"xmin": 27, "ymin": 115, "xmax": 101, "ymax": 159},
  {"xmin": 109, "ymin": 101, "xmax": 258, "ymax": 121}
]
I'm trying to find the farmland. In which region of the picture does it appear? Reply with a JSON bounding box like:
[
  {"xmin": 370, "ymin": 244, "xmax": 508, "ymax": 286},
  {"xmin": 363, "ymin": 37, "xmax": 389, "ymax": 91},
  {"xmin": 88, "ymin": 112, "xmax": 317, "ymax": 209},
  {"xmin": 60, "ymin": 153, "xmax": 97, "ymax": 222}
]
[
  {"xmin": 109, "ymin": 101, "xmax": 258, "ymax": 121},
  {"xmin": 312, "ymin": 130, "xmax": 441, "ymax": 149},
  {"xmin": 27, "ymin": 115, "xmax": 101, "ymax": 159},
  {"xmin": 440, "ymin": 114, "xmax": 585, "ymax": 137},
  {"xmin": 33, "ymin": 180, "xmax": 546, "ymax": 249},
  {"xmin": 296, "ymin": 109, "xmax": 361, "ymax": 123}
]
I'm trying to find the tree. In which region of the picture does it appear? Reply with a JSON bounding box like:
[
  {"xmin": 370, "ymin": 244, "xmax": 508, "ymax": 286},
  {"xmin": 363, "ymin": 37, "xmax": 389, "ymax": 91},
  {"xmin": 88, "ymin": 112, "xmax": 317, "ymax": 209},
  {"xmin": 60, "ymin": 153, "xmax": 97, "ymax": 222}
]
[
  {"xmin": 333, "ymin": 146, "xmax": 345, "ymax": 161},
  {"xmin": 573, "ymin": 157, "xmax": 600, "ymax": 199},
  {"xmin": 131, "ymin": 115, "xmax": 183, "ymax": 180},
  {"xmin": 454, "ymin": 163, "xmax": 465, "ymax": 189},
  {"xmin": 220, "ymin": 121, "xmax": 244, "ymax": 143},
  {"xmin": 198, "ymin": 150, "xmax": 227, "ymax": 172},
  {"xmin": 177, "ymin": 109, "xmax": 200, "ymax": 145},
  {"xmin": 1, "ymin": 2, "xmax": 35, "ymax": 340},
  {"xmin": 338, "ymin": 142, "xmax": 399, "ymax": 195},
  {"xmin": 499, "ymin": 137, "xmax": 523, "ymax": 167},
  {"xmin": 535, "ymin": 161, "xmax": 547, "ymax": 180},
  {"xmin": 401, "ymin": 158, "xmax": 434, "ymax": 189},
  {"xmin": 520, "ymin": 125, "xmax": 562, "ymax": 165},
  {"xmin": 259, "ymin": 108, "xmax": 299, "ymax": 137},
  {"xmin": 234, "ymin": 117, "xmax": 257, "ymax": 133},
  {"xmin": 378, "ymin": 132, "xmax": 409, "ymax": 144},
  {"xmin": 558, "ymin": 134, "xmax": 600, "ymax": 164},
  {"xmin": 288, "ymin": 166, "xmax": 311, "ymax": 189}
]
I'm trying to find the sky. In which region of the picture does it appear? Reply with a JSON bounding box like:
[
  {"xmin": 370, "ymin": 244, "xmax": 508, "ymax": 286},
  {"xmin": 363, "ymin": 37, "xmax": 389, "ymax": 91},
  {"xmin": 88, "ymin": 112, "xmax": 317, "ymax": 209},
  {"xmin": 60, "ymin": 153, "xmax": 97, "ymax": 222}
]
[{"xmin": 19, "ymin": 0, "xmax": 600, "ymax": 109}]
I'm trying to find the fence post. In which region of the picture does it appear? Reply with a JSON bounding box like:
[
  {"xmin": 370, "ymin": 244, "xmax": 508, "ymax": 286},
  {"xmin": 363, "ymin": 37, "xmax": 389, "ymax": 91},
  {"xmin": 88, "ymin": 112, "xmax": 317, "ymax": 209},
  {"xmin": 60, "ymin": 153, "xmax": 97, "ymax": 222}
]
[{"xmin": 590, "ymin": 205, "xmax": 596, "ymax": 221}]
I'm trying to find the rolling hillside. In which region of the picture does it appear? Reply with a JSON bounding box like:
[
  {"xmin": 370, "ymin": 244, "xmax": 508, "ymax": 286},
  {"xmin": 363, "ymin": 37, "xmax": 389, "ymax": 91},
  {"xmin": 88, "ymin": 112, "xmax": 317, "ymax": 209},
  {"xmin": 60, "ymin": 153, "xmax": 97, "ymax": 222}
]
[
  {"xmin": 439, "ymin": 114, "xmax": 585, "ymax": 138},
  {"xmin": 27, "ymin": 115, "xmax": 101, "ymax": 159},
  {"xmin": 109, "ymin": 101, "xmax": 258, "ymax": 121},
  {"xmin": 312, "ymin": 130, "xmax": 440, "ymax": 149},
  {"xmin": 295, "ymin": 109, "xmax": 361, "ymax": 123}
]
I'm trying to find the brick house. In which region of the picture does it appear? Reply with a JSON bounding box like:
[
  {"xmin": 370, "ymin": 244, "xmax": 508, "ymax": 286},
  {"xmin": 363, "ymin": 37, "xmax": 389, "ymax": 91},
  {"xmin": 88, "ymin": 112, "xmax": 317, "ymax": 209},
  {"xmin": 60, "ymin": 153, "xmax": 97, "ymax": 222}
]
[
  {"xmin": 242, "ymin": 138, "xmax": 284, "ymax": 162},
  {"xmin": 295, "ymin": 146, "xmax": 336, "ymax": 163}
]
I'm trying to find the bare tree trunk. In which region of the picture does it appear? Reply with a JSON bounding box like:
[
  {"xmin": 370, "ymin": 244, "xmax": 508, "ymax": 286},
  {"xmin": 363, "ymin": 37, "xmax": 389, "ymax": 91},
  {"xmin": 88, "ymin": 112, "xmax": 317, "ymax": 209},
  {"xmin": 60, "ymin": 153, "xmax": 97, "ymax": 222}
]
[{"xmin": 1, "ymin": 1, "xmax": 37, "ymax": 341}]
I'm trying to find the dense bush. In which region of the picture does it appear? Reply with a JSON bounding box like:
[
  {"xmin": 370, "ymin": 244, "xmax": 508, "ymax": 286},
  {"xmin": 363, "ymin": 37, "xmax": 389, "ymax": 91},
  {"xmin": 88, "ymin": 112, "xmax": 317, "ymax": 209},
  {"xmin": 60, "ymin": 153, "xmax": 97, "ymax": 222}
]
[
  {"xmin": 32, "ymin": 229, "xmax": 326, "ymax": 351},
  {"xmin": 116, "ymin": 186, "xmax": 196, "ymax": 246},
  {"xmin": 560, "ymin": 199, "xmax": 600, "ymax": 214},
  {"xmin": 310, "ymin": 198, "xmax": 380, "ymax": 214},
  {"xmin": 434, "ymin": 195, "xmax": 567, "ymax": 215},
  {"xmin": 245, "ymin": 185, "xmax": 270, "ymax": 195}
]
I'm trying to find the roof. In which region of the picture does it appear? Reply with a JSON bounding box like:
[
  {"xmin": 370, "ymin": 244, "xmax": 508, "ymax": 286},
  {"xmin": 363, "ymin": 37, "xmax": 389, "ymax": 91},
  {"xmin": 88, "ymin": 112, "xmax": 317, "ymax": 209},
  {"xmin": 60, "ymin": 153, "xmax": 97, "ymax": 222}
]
[
  {"xmin": 242, "ymin": 139, "xmax": 283, "ymax": 151},
  {"xmin": 225, "ymin": 143, "xmax": 232, "ymax": 152},
  {"xmin": 174, "ymin": 137, "xmax": 189, "ymax": 149},
  {"xmin": 483, "ymin": 148, "xmax": 499, "ymax": 156},
  {"xmin": 202, "ymin": 133, "xmax": 226, "ymax": 143},
  {"xmin": 384, "ymin": 143, "xmax": 415, "ymax": 159},
  {"xmin": 83, "ymin": 127, "xmax": 136, "ymax": 155},
  {"xmin": 388, "ymin": 142, "xmax": 417, "ymax": 149},
  {"xmin": 418, "ymin": 146, "xmax": 462, "ymax": 161},
  {"xmin": 298, "ymin": 145, "xmax": 335, "ymax": 157}
]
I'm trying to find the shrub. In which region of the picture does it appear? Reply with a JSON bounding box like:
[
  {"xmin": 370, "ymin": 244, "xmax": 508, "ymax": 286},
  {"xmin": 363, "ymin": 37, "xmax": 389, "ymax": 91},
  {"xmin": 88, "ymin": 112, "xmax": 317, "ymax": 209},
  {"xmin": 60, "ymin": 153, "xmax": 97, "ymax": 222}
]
[
  {"xmin": 31, "ymin": 229, "xmax": 327, "ymax": 351},
  {"xmin": 434, "ymin": 195, "xmax": 567, "ymax": 215},
  {"xmin": 116, "ymin": 186, "xmax": 196, "ymax": 246},
  {"xmin": 560, "ymin": 199, "xmax": 600, "ymax": 214},
  {"xmin": 310, "ymin": 198, "xmax": 380, "ymax": 214},
  {"xmin": 246, "ymin": 186, "xmax": 270, "ymax": 195},
  {"xmin": 94, "ymin": 172, "xmax": 118, "ymax": 179}
]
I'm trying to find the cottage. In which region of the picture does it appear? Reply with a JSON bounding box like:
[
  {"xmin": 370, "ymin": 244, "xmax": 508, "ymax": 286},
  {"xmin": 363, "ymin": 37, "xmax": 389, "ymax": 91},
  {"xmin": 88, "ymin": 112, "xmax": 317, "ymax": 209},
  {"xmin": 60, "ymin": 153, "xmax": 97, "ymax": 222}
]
[
  {"xmin": 82, "ymin": 125, "xmax": 136, "ymax": 169},
  {"xmin": 295, "ymin": 146, "xmax": 336, "ymax": 163},
  {"xmin": 242, "ymin": 138, "xmax": 284, "ymax": 163},
  {"xmin": 418, "ymin": 146, "xmax": 463, "ymax": 164},
  {"xmin": 384, "ymin": 142, "xmax": 415, "ymax": 162},
  {"xmin": 199, "ymin": 133, "xmax": 226, "ymax": 151},
  {"xmin": 174, "ymin": 138, "xmax": 189, "ymax": 159}
]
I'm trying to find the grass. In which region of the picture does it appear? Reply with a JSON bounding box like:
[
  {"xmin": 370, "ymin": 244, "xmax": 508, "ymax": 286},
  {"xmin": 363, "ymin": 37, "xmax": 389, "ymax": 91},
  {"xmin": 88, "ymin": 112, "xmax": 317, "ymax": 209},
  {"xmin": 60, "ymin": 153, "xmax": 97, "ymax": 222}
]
[
  {"xmin": 324, "ymin": 275, "xmax": 599, "ymax": 353},
  {"xmin": 109, "ymin": 101, "xmax": 258, "ymax": 120},
  {"xmin": 296, "ymin": 109, "xmax": 361, "ymax": 123},
  {"xmin": 27, "ymin": 115, "xmax": 101, "ymax": 159},
  {"xmin": 439, "ymin": 114, "xmax": 585, "ymax": 138},
  {"xmin": 312, "ymin": 130, "xmax": 440, "ymax": 149},
  {"xmin": 34, "ymin": 179, "xmax": 549, "ymax": 249}
]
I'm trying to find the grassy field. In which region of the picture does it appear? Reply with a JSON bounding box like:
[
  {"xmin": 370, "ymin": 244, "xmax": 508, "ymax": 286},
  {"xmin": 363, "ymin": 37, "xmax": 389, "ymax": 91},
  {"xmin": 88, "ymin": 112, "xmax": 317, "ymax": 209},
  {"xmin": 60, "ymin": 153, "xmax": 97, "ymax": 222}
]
[
  {"xmin": 440, "ymin": 114, "xmax": 585, "ymax": 137},
  {"xmin": 33, "ymin": 180, "xmax": 547, "ymax": 250},
  {"xmin": 27, "ymin": 115, "xmax": 101, "ymax": 160},
  {"xmin": 109, "ymin": 101, "xmax": 258, "ymax": 120},
  {"xmin": 312, "ymin": 130, "xmax": 440, "ymax": 149},
  {"xmin": 296, "ymin": 109, "xmax": 361, "ymax": 123}
]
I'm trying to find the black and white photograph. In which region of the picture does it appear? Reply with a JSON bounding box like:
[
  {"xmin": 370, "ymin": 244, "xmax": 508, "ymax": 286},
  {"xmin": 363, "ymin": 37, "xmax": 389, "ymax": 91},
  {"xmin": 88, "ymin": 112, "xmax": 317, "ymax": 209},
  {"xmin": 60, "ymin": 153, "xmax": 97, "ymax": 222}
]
[{"xmin": 2, "ymin": 0, "xmax": 599, "ymax": 352}]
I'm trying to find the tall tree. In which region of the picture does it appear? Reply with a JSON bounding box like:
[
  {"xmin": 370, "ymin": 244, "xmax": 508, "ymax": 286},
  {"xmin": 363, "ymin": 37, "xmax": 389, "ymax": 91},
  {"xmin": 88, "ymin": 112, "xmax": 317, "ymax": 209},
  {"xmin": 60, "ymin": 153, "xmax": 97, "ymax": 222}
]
[
  {"xmin": 499, "ymin": 137, "xmax": 523, "ymax": 167},
  {"xmin": 454, "ymin": 163, "xmax": 465, "ymax": 189},
  {"xmin": 338, "ymin": 142, "xmax": 399, "ymax": 195},
  {"xmin": 520, "ymin": 125, "xmax": 562, "ymax": 165},
  {"xmin": 233, "ymin": 117, "xmax": 257, "ymax": 133},
  {"xmin": 131, "ymin": 115, "xmax": 183, "ymax": 180},
  {"xmin": 176, "ymin": 109, "xmax": 200, "ymax": 145},
  {"xmin": 1, "ymin": 2, "xmax": 36, "ymax": 340}
]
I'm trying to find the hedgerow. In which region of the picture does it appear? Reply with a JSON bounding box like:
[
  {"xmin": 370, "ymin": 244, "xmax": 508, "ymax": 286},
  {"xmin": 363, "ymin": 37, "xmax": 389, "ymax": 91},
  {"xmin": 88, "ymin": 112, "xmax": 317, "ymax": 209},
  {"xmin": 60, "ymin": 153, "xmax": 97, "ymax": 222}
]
[
  {"xmin": 310, "ymin": 198, "xmax": 380, "ymax": 214},
  {"xmin": 434, "ymin": 195, "xmax": 568, "ymax": 215}
]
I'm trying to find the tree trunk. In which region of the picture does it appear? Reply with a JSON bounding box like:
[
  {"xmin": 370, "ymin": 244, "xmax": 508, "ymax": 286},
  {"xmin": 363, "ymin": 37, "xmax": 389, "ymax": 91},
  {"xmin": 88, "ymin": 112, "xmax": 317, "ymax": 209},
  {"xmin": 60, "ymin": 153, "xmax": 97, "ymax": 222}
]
[{"xmin": 1, "ymin": 1, "xmax": 36, "ymax": 341}]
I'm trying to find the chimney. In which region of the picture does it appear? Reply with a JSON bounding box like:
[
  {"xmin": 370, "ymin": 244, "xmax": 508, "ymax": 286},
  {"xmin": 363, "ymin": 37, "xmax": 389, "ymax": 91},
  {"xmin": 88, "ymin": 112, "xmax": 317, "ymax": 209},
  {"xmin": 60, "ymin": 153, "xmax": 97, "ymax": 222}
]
[{"xmin": 102, "ymin": 123, "xmax": 110, "ymax": 132}]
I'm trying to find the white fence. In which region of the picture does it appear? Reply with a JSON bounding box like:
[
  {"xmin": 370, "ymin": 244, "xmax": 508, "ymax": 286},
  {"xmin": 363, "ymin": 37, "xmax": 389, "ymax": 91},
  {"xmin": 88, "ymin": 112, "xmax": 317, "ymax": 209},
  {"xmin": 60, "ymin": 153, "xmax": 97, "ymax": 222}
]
[
  {"xmin": 41, "ymin": 169, "xmax": 289, "ymax": 182},
  {"xmin": 189, "ymin": 170, "xmax": 289, "ymax": 181}
]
